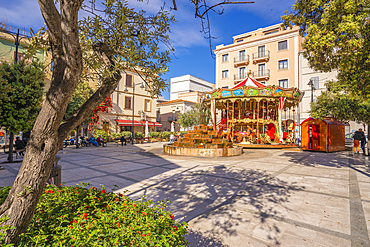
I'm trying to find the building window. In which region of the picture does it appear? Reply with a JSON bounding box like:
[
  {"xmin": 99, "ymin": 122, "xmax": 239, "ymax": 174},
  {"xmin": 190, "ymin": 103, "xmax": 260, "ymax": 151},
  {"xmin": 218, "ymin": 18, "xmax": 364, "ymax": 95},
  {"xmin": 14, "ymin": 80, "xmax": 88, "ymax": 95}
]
[
  {"xmin": 278, "ymin": 59, "xmax": 288, "ymax": 70},
  {"xmin": 222, "ymin": 54, "xmax": 229, "ymax": 62},
  {"xmin": 120, "ymin": 126, "xmax": 132, "ymax": 132},
  {"xmin": 144, "ymin": 99, "xmax": 151, "ymax": 112},
  {"xmin": 239, "ymin": 50, "xmax": 246, "ymax": 61},
  {"xmin": 102, "ymin": 121, "xmax": 110, "ymax": 134},
  {"xmin": 125, "ymin": 74, "xmax": 133, "ymax": 87},
  {"xmin": 258, "ymin": 64, "xmax": 265, "ymax": 77},
  {"xmin": 278, "ymin": 40, "xmax": 287, "ymax": 50},
  {"xmin": 311, "ymin": 76, "xmax": 319, "ymax": 89},
  {"xmin": 239, "ymin": 67, "xmax": 246, "ymax": 80},
  {"xmin": 278, "ymin": 79, "xmax": 288, "ymax": 88},
  {"xmin": 125, "ymin": 96, "xmax": 132, "ymax": 109},
  {"xmin": 258, "ymin": 45, "xmax": 265, "ymax": 58},
  {"xmin": 222, "ymin": 70, "xmax": 229, "ymax": 79}
]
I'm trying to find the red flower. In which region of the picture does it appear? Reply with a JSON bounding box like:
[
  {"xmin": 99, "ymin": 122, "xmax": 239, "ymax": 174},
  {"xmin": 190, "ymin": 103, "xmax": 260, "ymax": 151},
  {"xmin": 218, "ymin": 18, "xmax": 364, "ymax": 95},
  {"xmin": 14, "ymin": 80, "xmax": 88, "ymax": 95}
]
[
  {"xmin": 92, "ymin": 197, "xmax": 97, "ymax": 200},
  {"xmin": 133, "ymin": 204, "xmax": 136, "ymax": 207},
  {"xmin": 115, "ymin": 198, "xmax": 119, "ymax": 201},
  {"xmin": 83, "ymin": 213, "xmax": 88, "ymax": 219},
  {"xmin": 119, "ymin": 193, "xmax": 123, "ymax": 197},
  {"xmin": 45, "ymin": 190, "xmax": 49, "ymax": 194},
  {"xmin": 142, "ymin": 233, "xmax": 145, "ymax": 237},
  {"xmin": 102, "ymin": 190, "xmax": 106, "ymax": 194},
  {"xmin": 170, "ymin": 214, "xmax": 174, "ymax": 220},
  {"xmin": 174, "ymin": 226, "xmax": 178, "ymax": 231},
  {"xmin": 138, "ymin": 231, "xmax": 141, "ymax": 234}
]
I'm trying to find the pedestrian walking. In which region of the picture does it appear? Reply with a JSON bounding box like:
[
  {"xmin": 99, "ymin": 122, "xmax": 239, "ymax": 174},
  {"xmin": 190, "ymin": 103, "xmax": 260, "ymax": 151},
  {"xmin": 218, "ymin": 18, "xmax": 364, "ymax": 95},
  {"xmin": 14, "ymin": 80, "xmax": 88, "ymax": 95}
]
[
  {"xmin": 170, "ymin": 133, "xmax": 174, "ymax": 143},
  {"xmin": 353, "ymin": 128, "xmax": 365, "ymax": 154},
  {"xmin": 361, "ymin": 130, "xmax": 367, "ymax": 155}
]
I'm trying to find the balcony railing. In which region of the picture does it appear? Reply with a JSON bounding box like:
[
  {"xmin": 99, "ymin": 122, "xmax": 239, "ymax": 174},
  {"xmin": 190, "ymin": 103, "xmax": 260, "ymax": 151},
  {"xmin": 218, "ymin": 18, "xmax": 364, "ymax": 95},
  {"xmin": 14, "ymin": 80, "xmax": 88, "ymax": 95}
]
[
  {"xmin": 252, "ymin": 50, "xmax": 270, "ymax": 61},
  {"xmin": 233, "ymin": 55, "xmax": 249, "ymax": 66},
  {"xmin": 252, "ymin": 69, "xmax": 270, "ymax": 79},
  {"xmin": 233, "ymin": 74, "xmax": 247, "ymax": 81}
]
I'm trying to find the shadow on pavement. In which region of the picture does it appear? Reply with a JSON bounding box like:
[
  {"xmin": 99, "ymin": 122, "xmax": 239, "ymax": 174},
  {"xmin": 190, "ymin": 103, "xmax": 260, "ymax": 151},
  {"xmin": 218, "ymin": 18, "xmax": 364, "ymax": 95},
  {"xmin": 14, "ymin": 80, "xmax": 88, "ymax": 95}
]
[{"xmin": 127, "ymin": 165, "xmax": 305, "ymax": 246}]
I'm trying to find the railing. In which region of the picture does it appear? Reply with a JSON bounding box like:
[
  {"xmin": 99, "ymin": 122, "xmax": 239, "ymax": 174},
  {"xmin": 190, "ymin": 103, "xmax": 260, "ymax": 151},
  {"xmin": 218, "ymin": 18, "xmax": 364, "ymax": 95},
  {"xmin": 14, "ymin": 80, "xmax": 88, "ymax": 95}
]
[
  {"xmin": 233, "ymin": 55, "xmax": 249, "ymax": 64},
  {"xmin": 233, "ymin": 74, "xmax": 247, "ymax": 81},
  {"xmin": 252, "ymin": 50, "xmax": 270, "ymax": 60},
  {"xmin": 252, "ymin": 69, "xmax": 270, "ymax": 78}
]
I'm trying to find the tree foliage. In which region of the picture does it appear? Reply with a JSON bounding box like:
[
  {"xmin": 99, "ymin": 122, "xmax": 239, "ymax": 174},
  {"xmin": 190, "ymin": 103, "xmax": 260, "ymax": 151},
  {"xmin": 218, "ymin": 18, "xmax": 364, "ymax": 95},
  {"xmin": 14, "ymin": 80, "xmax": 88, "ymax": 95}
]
[
  {"xmin": 63, "ymin": 80, "xmax": 94, "ymax": 121},
  {"xmin": 310, "ymin": 80, "xmax": 370, "ymax": 123},
  {"xmin": 178, "ymin": 103, "xmax": 211, "ymax": 128},
  {"xmin": 282, "ymin": 0, "xmax": 370, "ymax": 96},
  {"xmin": 0, "ymin": 61, "xmax": 45, "ymax": 133}
]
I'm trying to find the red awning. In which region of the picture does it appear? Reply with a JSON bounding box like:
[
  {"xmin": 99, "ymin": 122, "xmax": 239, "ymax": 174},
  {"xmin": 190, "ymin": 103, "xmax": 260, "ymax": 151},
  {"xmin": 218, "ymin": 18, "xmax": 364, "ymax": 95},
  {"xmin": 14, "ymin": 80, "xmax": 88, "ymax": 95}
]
[
  {"xmin": 232, "ymin": 77, "xmax": 266, "ymax": 89},
  {"xmin": 139, "ymin": 121, "xmax": 162, "ymax": 127},
  {"xmin": 115, "ymin": 119, "xmax": 142, "ymax": 126}
]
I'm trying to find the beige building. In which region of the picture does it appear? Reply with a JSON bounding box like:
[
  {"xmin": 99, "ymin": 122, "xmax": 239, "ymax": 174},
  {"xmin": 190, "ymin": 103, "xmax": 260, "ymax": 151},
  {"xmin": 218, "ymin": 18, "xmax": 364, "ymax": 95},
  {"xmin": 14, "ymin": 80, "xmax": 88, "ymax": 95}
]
[
  {"xmin": 98, "ymin": 72, "xmax": 159, "ymax": 135},
  {"xmin": 156, "ymin": 97, "xmax": 197, "ymax": 132},
  {"xmin": 213, "ymin": 24, "xmax": 303, "ymax": 89}
]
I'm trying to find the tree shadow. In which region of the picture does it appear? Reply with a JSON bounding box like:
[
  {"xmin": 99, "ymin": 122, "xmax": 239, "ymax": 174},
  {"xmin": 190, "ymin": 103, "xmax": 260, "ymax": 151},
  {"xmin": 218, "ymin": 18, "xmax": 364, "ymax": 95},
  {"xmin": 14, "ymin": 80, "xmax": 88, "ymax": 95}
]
[{"xmin": 126, "ymin": 165, "xmax": 305, "ymax": 246}]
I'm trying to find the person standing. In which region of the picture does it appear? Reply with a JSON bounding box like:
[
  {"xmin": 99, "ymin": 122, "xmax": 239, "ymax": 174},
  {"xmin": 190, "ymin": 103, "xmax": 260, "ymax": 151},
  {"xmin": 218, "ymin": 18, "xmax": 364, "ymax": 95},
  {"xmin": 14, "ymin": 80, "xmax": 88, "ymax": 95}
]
[
  {"xmin": 353, "ymin": 128, "xmax": 365, "ymax": 154},
  {"xmin": 361, "ymin": 130, "xmax": 367, "ymax": 155},
  {"xmin": 170, "ymin": 133, "xmax": 174, "ymax": 143},
  {"xmin": 120, "ymin": 135, "xmax": 126, "ymax": 146}
]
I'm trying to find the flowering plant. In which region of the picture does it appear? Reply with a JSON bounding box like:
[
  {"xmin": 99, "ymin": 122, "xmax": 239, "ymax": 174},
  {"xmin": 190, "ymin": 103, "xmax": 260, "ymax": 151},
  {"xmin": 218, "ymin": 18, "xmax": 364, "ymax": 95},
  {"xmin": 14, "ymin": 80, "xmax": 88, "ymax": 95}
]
[
  {"xmin": 0, "ymin": 183, "xmax": 187, "ymax": 246},
  {"xmin": 88, "ymin": 96, "xmax": 112, "ymax": 131}
]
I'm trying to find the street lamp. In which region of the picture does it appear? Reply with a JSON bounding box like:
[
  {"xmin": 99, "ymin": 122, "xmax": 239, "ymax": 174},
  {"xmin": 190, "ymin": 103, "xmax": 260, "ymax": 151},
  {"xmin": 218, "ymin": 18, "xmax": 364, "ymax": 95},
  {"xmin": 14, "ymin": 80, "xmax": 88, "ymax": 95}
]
[
  {"xmin": 307, "ymin": 79, "xmax": 315, "ymax": 103},
  {"xmin": 124, "ymin": 82, "xmax": 144, "ymax": 145}
]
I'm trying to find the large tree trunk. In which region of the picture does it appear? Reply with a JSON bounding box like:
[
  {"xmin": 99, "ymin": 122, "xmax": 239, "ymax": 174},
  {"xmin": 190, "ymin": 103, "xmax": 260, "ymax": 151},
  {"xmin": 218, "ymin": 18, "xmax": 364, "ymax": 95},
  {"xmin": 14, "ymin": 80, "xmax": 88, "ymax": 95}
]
[{"xmin": 0, "ymin": 1, "xmax": 121, "ymax": 243}]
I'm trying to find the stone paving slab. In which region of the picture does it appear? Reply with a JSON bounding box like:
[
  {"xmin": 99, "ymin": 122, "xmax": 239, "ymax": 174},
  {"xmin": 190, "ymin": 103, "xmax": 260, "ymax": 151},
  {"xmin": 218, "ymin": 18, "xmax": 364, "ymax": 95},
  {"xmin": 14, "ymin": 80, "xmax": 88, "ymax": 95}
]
[{"xmin": 1, "ymin": 142, "xmax": 370, "ymax": 246}]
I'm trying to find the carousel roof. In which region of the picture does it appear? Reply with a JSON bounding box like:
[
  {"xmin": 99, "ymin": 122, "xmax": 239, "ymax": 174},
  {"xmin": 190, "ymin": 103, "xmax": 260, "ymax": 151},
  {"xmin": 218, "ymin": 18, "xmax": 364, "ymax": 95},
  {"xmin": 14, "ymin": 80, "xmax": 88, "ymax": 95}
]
[{"xmin": 232, "ymin": 77, "xmax": 266, "ymax": 89}]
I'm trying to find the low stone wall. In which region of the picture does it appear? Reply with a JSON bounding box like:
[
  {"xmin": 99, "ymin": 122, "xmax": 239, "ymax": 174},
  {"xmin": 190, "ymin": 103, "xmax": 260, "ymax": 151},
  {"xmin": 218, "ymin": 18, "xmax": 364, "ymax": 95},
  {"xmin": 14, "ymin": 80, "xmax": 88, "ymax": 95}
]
[{"xmin": 163, "ymin": 144, "xmax": 243, "ymax": 157}]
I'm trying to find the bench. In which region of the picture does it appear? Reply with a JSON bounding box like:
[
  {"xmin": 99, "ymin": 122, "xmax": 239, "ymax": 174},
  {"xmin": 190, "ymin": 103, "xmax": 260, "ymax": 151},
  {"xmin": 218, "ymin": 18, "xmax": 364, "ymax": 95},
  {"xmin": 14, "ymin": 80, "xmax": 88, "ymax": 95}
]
[
  {"xmin": 2, "ymin": 145, "xmax": 26, "ymax": 159},
  {"xmin": 136, "ymin": 137, "xmax": 151, "ymax": 144}
]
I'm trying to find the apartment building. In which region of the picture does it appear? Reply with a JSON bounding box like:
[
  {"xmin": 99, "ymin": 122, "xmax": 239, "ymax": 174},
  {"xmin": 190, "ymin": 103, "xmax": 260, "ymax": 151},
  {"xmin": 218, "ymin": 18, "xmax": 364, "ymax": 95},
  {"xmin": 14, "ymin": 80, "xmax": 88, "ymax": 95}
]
[
  {"xmin": 213, "ymin": 24, "xmax": 303, "ymax": 89},
  {"xmin": 98, "ymin": 72, "xmax": 159, "ymax": 135}
]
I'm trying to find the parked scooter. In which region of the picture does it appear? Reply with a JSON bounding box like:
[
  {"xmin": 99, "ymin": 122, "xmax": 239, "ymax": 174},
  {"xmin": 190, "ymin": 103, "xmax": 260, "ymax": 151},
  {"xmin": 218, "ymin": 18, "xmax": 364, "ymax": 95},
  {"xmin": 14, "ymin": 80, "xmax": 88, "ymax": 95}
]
[
  {"xmin": 80, "ymin": 136, "xmax": 89, "ymax": 147},
  {"xmin": 63, "ymin": 138, "xmax": 75, "ymax": 148}
]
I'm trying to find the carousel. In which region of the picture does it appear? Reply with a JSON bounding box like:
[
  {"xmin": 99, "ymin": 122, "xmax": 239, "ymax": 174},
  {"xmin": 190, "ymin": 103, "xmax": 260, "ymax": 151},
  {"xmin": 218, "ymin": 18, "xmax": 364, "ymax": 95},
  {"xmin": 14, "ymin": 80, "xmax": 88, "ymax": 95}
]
[{"xmin": 205, "ymin": 76, "xmax": 304, "ymax": 148}]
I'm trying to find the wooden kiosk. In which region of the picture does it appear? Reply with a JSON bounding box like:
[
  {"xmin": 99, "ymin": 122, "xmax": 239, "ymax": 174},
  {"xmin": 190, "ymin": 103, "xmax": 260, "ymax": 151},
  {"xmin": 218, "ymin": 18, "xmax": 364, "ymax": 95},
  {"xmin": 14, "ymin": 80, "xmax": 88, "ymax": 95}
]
[{"xmin": 300, "ymin": 117, "xmax": 345, "ymax": 152}]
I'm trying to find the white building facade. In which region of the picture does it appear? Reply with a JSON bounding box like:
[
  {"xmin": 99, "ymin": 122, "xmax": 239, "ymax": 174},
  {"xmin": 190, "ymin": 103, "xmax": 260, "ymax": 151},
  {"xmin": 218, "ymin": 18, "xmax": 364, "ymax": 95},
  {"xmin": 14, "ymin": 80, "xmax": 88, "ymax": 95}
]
[{"xmin": 170, "ymin": 75, "xmax": 214, "ymax": 101}]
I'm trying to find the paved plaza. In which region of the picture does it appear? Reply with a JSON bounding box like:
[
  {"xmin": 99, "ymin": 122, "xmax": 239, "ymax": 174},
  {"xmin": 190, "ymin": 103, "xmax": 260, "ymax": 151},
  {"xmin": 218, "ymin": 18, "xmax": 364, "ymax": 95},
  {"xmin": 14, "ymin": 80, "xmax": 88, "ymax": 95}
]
[{"xmin": 1, "ymin": 142, "xmax": 370, "ymax": 246}]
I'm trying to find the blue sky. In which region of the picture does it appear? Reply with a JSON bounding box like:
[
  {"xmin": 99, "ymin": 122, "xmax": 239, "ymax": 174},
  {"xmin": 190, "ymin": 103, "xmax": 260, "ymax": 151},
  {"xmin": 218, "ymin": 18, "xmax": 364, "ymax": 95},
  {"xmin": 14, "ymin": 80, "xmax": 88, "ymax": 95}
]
[{"xmin": 0, "ymin": 0, "xmax": 296, "ymax": 99}]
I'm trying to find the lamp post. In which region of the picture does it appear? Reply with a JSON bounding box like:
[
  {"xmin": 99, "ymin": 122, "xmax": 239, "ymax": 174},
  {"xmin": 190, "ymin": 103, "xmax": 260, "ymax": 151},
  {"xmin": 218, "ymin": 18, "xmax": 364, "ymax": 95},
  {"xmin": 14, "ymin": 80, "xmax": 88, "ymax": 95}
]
[
  {"xmin": 307, "ymin": 79, "xmax": 315, "ymax": 103},
  {"xmin": 125, "ymin": 81, "xmax": 144, "ymax": 145}
]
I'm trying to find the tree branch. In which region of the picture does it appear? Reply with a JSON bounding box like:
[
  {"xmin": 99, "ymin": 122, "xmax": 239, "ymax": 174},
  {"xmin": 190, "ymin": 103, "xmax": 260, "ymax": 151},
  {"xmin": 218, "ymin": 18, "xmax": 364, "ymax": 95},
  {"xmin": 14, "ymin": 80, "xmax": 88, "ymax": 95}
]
[
  {"xmin": 37, "ymin": 0, "xmax": 62, "ymax": 47},
  {"xmin": 196, "ymin": 1, "xmax": 254, "ymax": 19},
  {"xmin": 58, "ymin": 43, "xmax": 121, "ymax": 139}
]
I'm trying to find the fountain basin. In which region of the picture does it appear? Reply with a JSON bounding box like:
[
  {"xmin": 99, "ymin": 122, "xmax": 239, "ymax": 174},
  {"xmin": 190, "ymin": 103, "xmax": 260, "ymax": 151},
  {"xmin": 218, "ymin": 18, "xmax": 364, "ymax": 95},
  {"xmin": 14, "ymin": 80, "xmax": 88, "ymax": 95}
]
[{"xmin": 163, "ymin": 144, "xmax": 243, "ymax": 157}]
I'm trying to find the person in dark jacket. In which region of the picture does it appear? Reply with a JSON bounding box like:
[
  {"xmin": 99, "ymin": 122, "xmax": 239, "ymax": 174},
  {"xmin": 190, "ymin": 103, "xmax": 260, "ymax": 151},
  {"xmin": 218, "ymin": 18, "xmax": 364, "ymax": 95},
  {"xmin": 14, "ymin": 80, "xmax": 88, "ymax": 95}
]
[
  {"xmin": 353, "ymin": 129, "xmax": 365, "ymax": 154},
  {"xmin": 361, "ymin": 129, "xmax": 367, "ymax": 155},
  {"xmin": 120, "ymin": 135, "xmax": 126, "ymax": 146},
  {"xmin": 15, "ymin": 137, "xmax": 25, "ymax": 155}
]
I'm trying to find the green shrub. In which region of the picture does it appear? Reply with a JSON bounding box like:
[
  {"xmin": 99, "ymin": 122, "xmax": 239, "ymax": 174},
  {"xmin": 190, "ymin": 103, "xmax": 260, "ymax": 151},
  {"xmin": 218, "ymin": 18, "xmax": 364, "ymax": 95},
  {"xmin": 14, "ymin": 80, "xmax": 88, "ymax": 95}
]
[
  {"xmin": 149, "ymin": 132, "xmax": 160, "ymax": 138},
  {"xmin": 120, "ymin": 131, "xmax": 132, "ymax": 138},
  {"xmin": 160, "ymin": 131, "xmax": 171, "ymax": 139},
  {"xmin": 0, "ymin": 184, "xmax": 187, "ymax": 246},
  {"xmin": 95, "ymin": 129, "xmax": 108, "ymax": 140},
  {"xmin": 180, "ymin": 131, "xmax": 187, "ymax": 136},
  {"xmin": 110, "ymin": 133, "xmax": 120, "ymax": 139},
  {"xmin": 134, "ymin": 132, "xmax": 144, "ymax": 138}
]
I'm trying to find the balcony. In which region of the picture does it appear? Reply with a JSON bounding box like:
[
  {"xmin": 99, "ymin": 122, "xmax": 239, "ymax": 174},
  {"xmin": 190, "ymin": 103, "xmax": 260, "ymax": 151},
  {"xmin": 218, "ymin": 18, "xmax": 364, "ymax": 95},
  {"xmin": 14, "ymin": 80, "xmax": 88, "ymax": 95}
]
[
  {"xmin": 252, "ymin": 69, "xmax": 270, "ymax": 80},
  {"xmin": 233, "ymin": 55, "xmax": 249, "ymax": 67},
  {"xmin": 252, "ymin": 50, "xmax": 270, "ymax": 62},
  {"xmin": 233, "ymin": 73, "xmax": 247, "ymax": 82}
]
